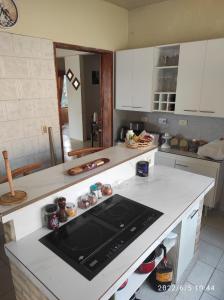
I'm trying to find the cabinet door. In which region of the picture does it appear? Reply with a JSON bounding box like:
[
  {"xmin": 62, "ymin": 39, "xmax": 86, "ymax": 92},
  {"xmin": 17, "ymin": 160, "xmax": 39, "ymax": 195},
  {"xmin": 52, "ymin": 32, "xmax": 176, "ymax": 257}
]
[
  {"xmin": 177, "ymin": 201, "xmax": 199, "ymax": 281},
  {"xmin": 174, "ymin": 156, "xmax": 218, "ymax": 208},
  {"xmin": 115, "ymin": 50, "xmax": 133, "ymax": 110},
  {"xmin": 189, "ymin": 162, "xmax": 218, "ymax": 208},
  {"xmin": 175, "ymin": 41, "xmax": 207, "ymax": 115},
  {"xmin": 155, "ymin": 152, "xmax": 175, "ymax": 167},
  {"xmin": 200, "ymin": 39, "xmax": 224, "ymax": 117},
  {"xmin": 132, "ymin": 48, "xmax": 153, "ymax": 112}
]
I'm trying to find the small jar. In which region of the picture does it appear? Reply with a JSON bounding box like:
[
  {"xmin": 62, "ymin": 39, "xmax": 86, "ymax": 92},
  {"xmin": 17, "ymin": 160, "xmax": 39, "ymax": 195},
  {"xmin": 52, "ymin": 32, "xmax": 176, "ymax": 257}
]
[
  {"xmin": 57, "ymin": 197, "xmax": 68, "ymax": 223},
  {"xmin": 66, "ymin": 202, "xmax": 76, "ymax": 217},
  {"xmin": 102, "ymin": 184, "xmax": 113, "ymax": 196},
  {"xmin": 87, "ymin": 193, "xmax": 98, "ymax": 206},
  {"xmin": 95, "ymin": 182, "xmax": 103, "ymax": 190},
  {"xmin": 90, "ymin": 184, "xmax": 97, "ymax": 193},
  {"xmin": 44, "ymin": 204, "xmax": 59, "ymax": 230},
  {"xmin": 78, "ymin": 195, "xmax": 90, "ymax": 209},
  {"xmin": 126, "ymin": 130, "xmax": 134, "ymax": 142}
]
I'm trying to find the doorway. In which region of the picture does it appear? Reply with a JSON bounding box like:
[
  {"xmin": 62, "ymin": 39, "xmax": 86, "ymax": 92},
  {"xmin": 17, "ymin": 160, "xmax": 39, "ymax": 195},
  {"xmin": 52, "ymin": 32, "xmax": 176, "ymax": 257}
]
[{"xmin": 54, "ymin": 43, "xmax": 113, "ymax": 162}]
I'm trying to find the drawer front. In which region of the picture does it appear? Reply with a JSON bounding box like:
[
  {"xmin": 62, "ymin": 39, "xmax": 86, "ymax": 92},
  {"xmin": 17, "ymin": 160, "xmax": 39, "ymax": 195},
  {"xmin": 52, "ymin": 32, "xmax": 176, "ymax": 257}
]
[
  {"xmin": 174, "ymin": 157, "xmax": 218, "ymax": 178},
  {"xmin": 155, "ymin": 152, "xmax": 176, "ymax": 167},
  {"xmin": 174, "ymin": 156, "xmax": 218, "ymax": 208}
]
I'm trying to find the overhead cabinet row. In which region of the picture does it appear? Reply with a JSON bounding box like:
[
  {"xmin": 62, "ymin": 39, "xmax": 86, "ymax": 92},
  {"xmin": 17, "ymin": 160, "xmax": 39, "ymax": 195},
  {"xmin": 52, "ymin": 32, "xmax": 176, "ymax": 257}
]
[{"xmin": 115, "ymin": 38, "xmax": 224, "ymax": 118}]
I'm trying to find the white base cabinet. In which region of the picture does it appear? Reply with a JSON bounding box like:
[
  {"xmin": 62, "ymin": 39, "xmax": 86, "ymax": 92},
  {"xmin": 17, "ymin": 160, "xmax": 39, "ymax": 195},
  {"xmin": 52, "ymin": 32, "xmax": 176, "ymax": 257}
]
[
  {"xmin": 155, "ymin": 151, "xmax": 224, "ymax": 208},
  {"xmin": 175, "ymin": 200, "xmax": 199, "ymax": 281}
]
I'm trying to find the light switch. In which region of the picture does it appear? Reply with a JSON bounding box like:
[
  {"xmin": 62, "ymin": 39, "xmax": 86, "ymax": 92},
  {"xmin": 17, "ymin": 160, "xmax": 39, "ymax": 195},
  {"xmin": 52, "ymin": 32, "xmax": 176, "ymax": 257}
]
[
  {"xmin": 179, "ymin": 120, "xmax": 188, "ymax": 126},
  {"xmin": 158, "ymin": 118, "xmax": 167, "ymax": 125},
  {"xmin": 141, "ymin": 116, "xmax": 148, "ymax": 122},
  {"xmin": 41, "ymin": 125, "xmax": 48, "ymax": 134}
]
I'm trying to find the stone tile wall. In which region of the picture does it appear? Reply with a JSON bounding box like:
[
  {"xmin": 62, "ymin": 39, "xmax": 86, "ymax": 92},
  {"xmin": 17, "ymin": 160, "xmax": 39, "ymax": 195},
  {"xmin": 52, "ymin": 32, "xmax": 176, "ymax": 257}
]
[{"xmin": 0, "ymin": 32, "xmax": 61, "ymax": 175}]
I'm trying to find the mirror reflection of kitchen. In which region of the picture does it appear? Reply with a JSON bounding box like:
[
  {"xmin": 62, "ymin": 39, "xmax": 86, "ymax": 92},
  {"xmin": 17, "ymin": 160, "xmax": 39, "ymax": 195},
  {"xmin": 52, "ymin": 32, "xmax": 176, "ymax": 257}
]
[{"xmin": 55, "ymin": 48, "xmax": 101, "ymax": 161}]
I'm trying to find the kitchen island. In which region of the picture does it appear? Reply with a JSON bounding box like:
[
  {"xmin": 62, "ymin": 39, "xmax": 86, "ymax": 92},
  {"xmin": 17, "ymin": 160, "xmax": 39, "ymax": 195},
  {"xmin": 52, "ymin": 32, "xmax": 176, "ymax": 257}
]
[{"xmin": 0, "ymin": 145, "xmax": 214, "ymax": 300}]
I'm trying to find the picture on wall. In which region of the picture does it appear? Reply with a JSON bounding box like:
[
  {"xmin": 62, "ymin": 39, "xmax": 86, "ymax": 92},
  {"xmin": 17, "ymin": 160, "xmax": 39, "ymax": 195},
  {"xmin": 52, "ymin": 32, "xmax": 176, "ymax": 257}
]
[
  {"xmin": 66, "ymin": 69, "xmax": 74, "ymax": 81},
  {"xmin": 72, "ymin": 77, "xmax": 80, "ymax": 90}
]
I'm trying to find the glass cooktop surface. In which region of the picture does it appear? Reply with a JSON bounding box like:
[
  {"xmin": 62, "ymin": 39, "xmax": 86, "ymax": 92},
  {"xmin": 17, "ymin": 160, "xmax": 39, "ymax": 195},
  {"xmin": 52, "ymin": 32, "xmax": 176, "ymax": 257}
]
[{"xmin": 40, "ymin": 194, "xmax": 163, "ymax": 280}]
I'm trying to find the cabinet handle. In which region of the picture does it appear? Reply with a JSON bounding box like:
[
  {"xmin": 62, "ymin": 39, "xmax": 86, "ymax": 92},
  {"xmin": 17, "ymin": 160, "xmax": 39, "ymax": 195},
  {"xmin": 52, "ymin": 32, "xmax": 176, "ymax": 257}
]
[
  {"xmin": 199, "ymin": 110, "xmax": 215, "ymax": 113},
  {"xmin": 175, "ymin": 163, "xmax": 188, "ymax": 168},
  {"xmin": 121, "ymin": 105, "xmax": 131, "ymax": 107},
  {"xmin": 184, "ymin": 109, "xmax": 197, "ymax": 112},
  {"xmin": 132, "ymin": 106, "xmax": 143, "ymax": 109},
  {"xmin": 189, "ymin": 209, "xmax": 199, "ymax": 219}
]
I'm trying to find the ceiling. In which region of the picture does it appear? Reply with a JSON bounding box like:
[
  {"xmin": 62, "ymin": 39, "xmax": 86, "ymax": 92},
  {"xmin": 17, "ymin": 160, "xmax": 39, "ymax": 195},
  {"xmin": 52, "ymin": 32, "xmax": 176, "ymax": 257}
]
[
  {"xmin": 56, "ymin": 48, "xmax": 93, "ymax": 58},
  {"xmin": 103, "ymin": 0, "xmax": 168, "ymax": 10}
]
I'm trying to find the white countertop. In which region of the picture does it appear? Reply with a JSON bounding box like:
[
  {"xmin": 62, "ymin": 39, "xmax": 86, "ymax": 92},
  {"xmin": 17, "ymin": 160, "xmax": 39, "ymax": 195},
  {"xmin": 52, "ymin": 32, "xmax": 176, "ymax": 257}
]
[
  {"xmin": 5, "ymin": 165, "xmax": 214, "ymax": 300},
  {"xmin": 0, "ymin": 144, "xmax": 156, "ymax": 217}
]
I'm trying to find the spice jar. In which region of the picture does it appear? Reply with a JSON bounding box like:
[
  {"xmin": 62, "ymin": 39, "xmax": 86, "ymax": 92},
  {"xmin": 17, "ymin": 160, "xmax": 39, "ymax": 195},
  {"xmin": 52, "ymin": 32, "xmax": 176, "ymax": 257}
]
[
  {"xmin": 87, "ymin": 193, "xmax": 98, "ymax": 206},
  {"xmin": 78, "ymin": 195, "xmax": 90, "ymax": 209},
  {"xmin": 57, "ymin": 197, "xmax": 68, "ymax": 223},
  {"xmin": 44, "ymin": 204, "xmax": 59, "ymax": 230},
  {"xmin": 90, "ymin": 183, "xmax": 102, "ymax": 199},
  {"xmin": 66, "ymin": 202, "xmax": 76, "ymax": 217},
  {"xmin": 102, "ymin": 184, "xmax": 113, "ymax": 196},
  {"xmin": 95, "ymin": 182, "xmax": 103, "ymax": 190}
]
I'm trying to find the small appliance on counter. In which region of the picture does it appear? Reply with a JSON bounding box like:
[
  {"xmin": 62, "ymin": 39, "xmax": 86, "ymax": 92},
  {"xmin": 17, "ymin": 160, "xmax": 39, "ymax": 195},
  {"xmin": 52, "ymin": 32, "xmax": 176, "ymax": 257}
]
[
  {"xmin": 136, "ymin": 161, "xmax": 149, "ymax": 177},
  {"xmin": 129, "ymin": 121, "xmax": 144, "ymax": 136},
  {"xmin": 161, "ymin": 133, "xmax": 172, "ymax": 150},
  {"xmin": 119, "ymin": 127, "xmax": 128, "ymax": 142}
]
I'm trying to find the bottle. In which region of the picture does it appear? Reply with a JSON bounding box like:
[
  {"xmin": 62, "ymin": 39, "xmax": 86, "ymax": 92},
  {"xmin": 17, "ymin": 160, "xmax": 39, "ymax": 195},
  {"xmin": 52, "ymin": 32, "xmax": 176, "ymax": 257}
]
[
  {"xmin": 57, "ymin": 197, "xmax": 68, "ymax": 223},
  {"xmin": 126, "ymin": 130, "xmax": 134, "ymax": 142}
]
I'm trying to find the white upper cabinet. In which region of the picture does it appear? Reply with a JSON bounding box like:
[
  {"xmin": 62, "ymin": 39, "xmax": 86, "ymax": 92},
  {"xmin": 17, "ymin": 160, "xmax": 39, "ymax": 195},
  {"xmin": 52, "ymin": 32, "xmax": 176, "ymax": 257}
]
[
  {"xmin": 115, "ymin": 48, "xmax": 153, "ymax": 112},
  {"xmin": 115, "ymin": 50, "xmax": 133, "ymax": 109},
  {"xmin": 132, "ymin": 48, "xmax": 153, "ymax": 111},
  {"xmin": 175, "ymin": 41, "xmax": 207, "ymax": 115},
  {"xmin": 200, "ymin": 39, "xmax": 224, "ymax": 117}
]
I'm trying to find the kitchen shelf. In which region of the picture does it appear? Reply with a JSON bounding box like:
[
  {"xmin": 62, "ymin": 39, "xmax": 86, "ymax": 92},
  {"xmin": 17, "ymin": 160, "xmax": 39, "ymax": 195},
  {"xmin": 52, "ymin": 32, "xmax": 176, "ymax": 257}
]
[
  {"xmin": 152, "ymin": 45, "xmax": 179, "ymax": 114},
  {"xmin": 154, "ymin": 92, "xmax": 176, "ymax": 94},
  {"xmin": 153, "ymin": 92, "xmax": 176, "ymax": 112},
  {"xmin": 154, "ymin": 65, "xmax": 178, "ymax": 69},
  {"xmin": 153, "ymin": 110, "xmax": 175, "ymax": 113},
  {"xmin": 113, "ymin": 237, "xmax": 176, "ymax": 300}
]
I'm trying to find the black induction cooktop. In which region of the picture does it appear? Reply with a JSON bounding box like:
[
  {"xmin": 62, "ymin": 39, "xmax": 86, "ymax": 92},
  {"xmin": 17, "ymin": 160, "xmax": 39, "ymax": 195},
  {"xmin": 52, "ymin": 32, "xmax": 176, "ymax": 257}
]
[{"xmin": 40, "ymin": 194, "xmax": 163, "ymax": 280}]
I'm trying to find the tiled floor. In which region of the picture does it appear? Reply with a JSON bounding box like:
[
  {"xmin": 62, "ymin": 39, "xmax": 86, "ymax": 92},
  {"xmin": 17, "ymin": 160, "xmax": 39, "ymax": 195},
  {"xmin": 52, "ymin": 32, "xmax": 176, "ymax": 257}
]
[
  {"xmin": 0, "ymin": 210, "xmax": 223, "ymax": 300},
  {"xmin": 136, "ymin": 209, "xmax": 224, "ymax": 300}
]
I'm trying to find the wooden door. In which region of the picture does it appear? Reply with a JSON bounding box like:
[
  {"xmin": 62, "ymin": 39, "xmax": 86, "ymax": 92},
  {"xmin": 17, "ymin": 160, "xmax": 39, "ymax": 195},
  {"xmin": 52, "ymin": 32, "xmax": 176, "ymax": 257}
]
[
  {"xmin": 175, "ymin": 41, "xmax": 207, "ymax": 115},
  {"xmin": 101, "ymin": 53, "xmax": 113, "ymax": 148},
  {"xmin": 54, "ymin": 43, "xmax": 114, "ymax": 161}
]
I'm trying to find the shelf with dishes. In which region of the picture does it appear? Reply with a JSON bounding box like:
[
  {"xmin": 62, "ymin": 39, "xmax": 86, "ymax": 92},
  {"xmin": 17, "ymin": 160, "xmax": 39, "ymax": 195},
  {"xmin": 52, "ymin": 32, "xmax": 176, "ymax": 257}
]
[
  {"xmin": 152, "ymin": 44, "xmax": 179, "ymax": 113},
  {"xmin": 153, "ymin": 93, "xmax": 176, "ymax": 112},
  {"xmin": 154, "ymin": 44, "xmax": 180, "ymax": 68},
  {"xmin": 113, "ymin": 233, "xmax": 177, "ymax": 300}
]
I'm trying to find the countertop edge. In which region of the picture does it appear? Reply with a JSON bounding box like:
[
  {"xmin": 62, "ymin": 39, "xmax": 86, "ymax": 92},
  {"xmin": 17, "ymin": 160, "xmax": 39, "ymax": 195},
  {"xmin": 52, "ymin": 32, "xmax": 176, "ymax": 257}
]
[{"xmin": 0, "ymin": 145, "xmax": 157, "ymax": 217}]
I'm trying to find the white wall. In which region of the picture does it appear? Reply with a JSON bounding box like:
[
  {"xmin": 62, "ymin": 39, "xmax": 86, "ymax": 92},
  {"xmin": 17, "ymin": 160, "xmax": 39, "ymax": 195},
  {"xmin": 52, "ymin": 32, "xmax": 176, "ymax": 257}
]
[
  {"xmin": 0, "ymin": 32, "xmax": 61, "ymax": 176},
  {"xmin": 128, "ymin": 0, "xmax": 224, "ymax": 48},
  {"xmin": 0, "ymin": 0, "xmax": 128, "ymax": 51},
  {"xmin": 65, "ymin": 56, "xmax": 83, "ymax": 141}
]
